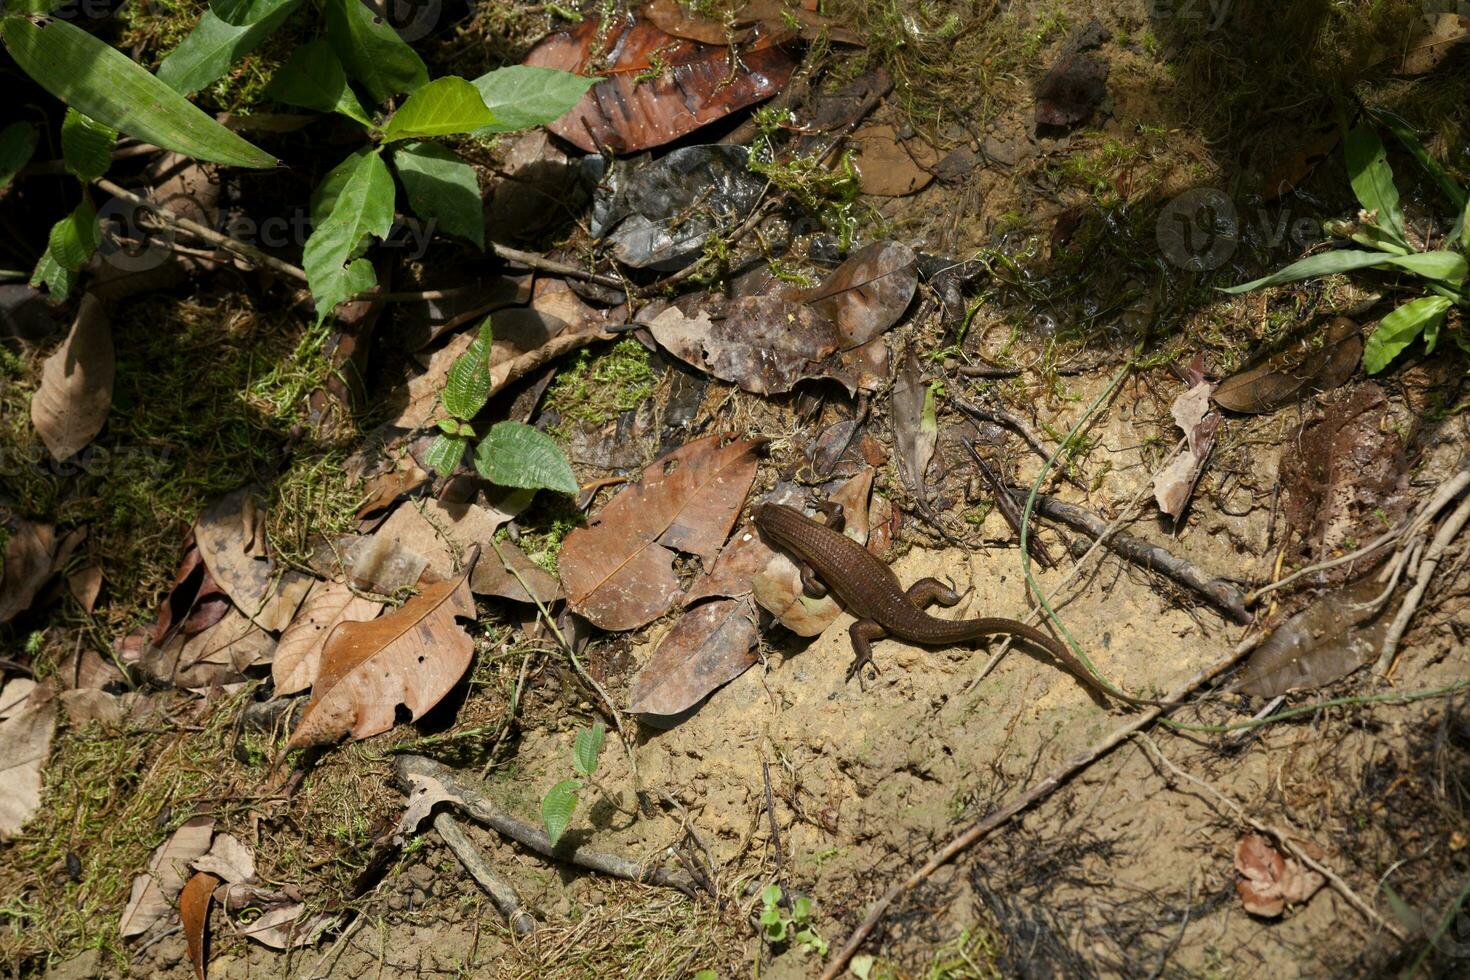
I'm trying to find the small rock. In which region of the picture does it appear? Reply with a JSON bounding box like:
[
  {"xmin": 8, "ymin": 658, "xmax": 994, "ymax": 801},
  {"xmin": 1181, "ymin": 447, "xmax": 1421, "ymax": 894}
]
[
  {"xmin": 44, "ymin": 949, "xmax": 102, "ymax": 980},
  {"xmin": 981, "ymin": 137, "xmax": 1021, "ymax": 167}
]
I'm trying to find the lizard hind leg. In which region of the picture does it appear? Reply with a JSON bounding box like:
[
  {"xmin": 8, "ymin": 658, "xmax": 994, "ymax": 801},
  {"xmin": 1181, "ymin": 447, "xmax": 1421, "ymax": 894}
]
[
  {"xmin": 904, "ymin": 577, "xmax": 964, "ymax": 610},
  {"xmin": 799, "ymin": 563, "xmax": 829, "ymax": 599},
  {"xmin": 846, "ymin": 619, "xmax": 888, "ymax": 685}
]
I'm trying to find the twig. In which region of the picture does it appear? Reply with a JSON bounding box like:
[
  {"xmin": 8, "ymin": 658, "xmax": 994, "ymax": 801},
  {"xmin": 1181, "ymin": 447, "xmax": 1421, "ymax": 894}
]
[
  {"xmin": 953, "ymin": 398, "xmax": 1086, "ymax": 490},
  {"xmin": 1028, "ymin": 491, "xmax": 1253, "ymax": 624},
  {"xmin": 490, "ymin": 243, "xmax": 627, "ymax": 292},
  {"xmin": 819, "ymin": 636, "xmax": 1263, "ymax": 979},
  {"xmin": 95, "ymin": 177, "xmax": 309, "ymax": 284},
  {"xmin": 961, "ymin": 438, "xmax": 1055, "ymax": 569},
  {"xmin": 761, "ymin": 762, "xmax": 792, "ymax": 911},
  {"xmin": 1135, "ymin": 734, "xmax": 1405, "ymax": 940},
  {"xmin": 953, "ymin": 362, "xmax": 1023, "ymax": 378},
  {"xmin": 1375, "ymin": 491, "xmax": 1470, "ymax": 674},
  {"xmin": 433, "ymin": 811, "xmax": 536, "ymax": 936},
  {"xmin": 395, "ymin": 754, "xmax": 695, "ymax": 895}
]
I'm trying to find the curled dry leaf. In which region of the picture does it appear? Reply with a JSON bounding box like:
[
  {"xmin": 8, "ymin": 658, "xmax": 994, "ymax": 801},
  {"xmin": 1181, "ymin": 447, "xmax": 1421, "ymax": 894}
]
[
  {"xmin": 119, "ymin": 815, "xmax": 215, "ymax": 938},
  {"xmin": 0, "ymin": 686, "xmax": 56, "ymax": 839},
  {"xmin": 524, "ymin": 9, "xmax": 797, "ymax": 153},
  {"xmin": 180, "ymin": 871, "xmax": 219, "ymax": 980},
  {"xmin": 273, "ymin": 583, "xmax": 384, "ymax": 695},
  {"xmin": 850, "ymin": 124, "xmax": 939, "ymax": 197},
  {"xmin": 1213, "ymin": 317, "xmax": 1362, "ymax": 414},
  {"xmin": 1153, "ymin": 380, "xmax": 1221, "ymax": 521},
  {"xmin": 752, "ymin": 467, "xmax": 875, "ymax": 636},
  {"xmin": 191, "ymin": 832, "xmax": 256, "ymax": 884},
  {"xmin": 627, "ymin": 596, "xmax": 760, "ymax": 716},
  {"xmin": 0, "ymin": 520, "xmax": 58, "ymax": 624},
  {"xmin": 30, "ymin": 293, "xmax": 114, "ymax": 461},
  {"xmin": 559, "ymin": 435, "xmax": 763, "ymax": 630},
  {"xmin": 287, "ymin": 551, "xmax": 479, "ymax": 748},
  {"xmin": 194, "ymin": 488, "xmax": 312, "ymax": 632},
  {"xmin": 152, "ymin": 538, "xmax": 230, "ymax": 647},
  {"xmin": 355, "ymin": 463, "xmax": 431, "ymax": 518},
  {"xmin": 1234, "ymin": 833, "xmax": 1326, "ymax": 918}
]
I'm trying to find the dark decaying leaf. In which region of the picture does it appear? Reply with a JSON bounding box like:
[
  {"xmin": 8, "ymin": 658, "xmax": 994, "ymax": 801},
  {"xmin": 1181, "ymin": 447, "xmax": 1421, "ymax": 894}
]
[
  {"xmin": 1213, "ymin": 317, "xmax": 1362, "ymax": 414},
  {"xmin": 751, "ymin": 467, "xmax": 876, "ymax": 636},
  {"xmin": 592, "ymin": 145, "xmax": 764, "ymax": 270},
  {"xmin": 523, "ymin": 10, "xmax": 796, "ymax": 153},
  {"xmin": 559, "ymin": 436, "xmax": 762, "ymax": 630},
  {"xmin": 0, "ymin": 521, "xmax": 59, "ymax": 624},
  {"xmin": 180, "ymin": 870, "xmax": 219, "ymax": 980},
  {"xmin": 152, "ymin": 538, "xmax": 230, "ymax": 646},
  {"xmin": 1034, "ymin": 21, "xmax": 1111, "ymax": 130},
  {"xmin": 1234, "ymin": 573, "xmax": 1390, "ymax": 697},
  {"xmin": 627, "ymin": 596, "xmax": 760, "ymax": 716},
  {"xmin": 29, "ymin": 293, "xmax": 113, "ymax": 461},
  {"xmin": 287, "ymin": 552, "xmax": 479, "ymax": 748},
  {"xmin": 850, "ymin": 124, "xmax": 938, "ymax": 197}
]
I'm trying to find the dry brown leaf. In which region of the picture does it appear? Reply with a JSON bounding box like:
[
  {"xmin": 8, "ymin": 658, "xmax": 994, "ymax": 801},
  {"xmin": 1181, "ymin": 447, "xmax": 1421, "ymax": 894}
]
[
  {"xmin": 54, "ymin": 646, "xmax": 125, "ymax": 691},
  {"xmin": 627, "ymin": 596, "xmax": 760, "ymax": 716},
  {"xmin": 355, "ymin": 464, "xmax": 431, "ymax": 518},
  {"xmin": 892, "ymin": 347, "xmax": 936, "ymax": 496},
  {"xmin": 368, "ymin": 498, "xmax": 517, "ymax": 591},
  {"xmin": 559, "ymin": 436, "xmax": 763, "ymax": 630},
  {"xmin": 273, "ymin": 584, "xmax": 384, "ymax": 695},
  {"xmin": 1234, "ymin": 574, "xmax": 1389, "ymax": 697},
  {"xmin": 119, "ymin": 816, "xmax": 215, "ymax": 937},
  {"xmin": 475, "ymin": 540, "xmax": 563, "ymax": 605},
  {"xmin": 192, "ymin": 833, "xmax": 255, "ymax": 884},
  {"xmin": 524, "ymin": 10, "xmax": 796, "ymax": 153},
  {"xmin": 0, "ymin": 687, "xmax": 56, "ymax": 839},
  {"xmin": 0, "ymin": 520, "xmax": 58, "ymax": 624},
  {"xmin": 287, "ymin": 552, "xmax": 479, "ymax": 748},
  {"xmin": 66, "ymin": 564, "xmax": 103, "ymax": 612},
  {"xmin": 59, "ymin": 688, "xmax": 125, "ymax": 728},
  {"xmin": 645, "ymin": 300, "xmax": 846, "ymax": 395},
  {"xmin": 181, "ymin": 871, "xmax": 218, "ymax": 980},
  {"xmin": 194, "ymin": 489, "xmax": 311, "ymax": 631},
  {"xmin": 1213, "ymin": 317, "xmax": 1362, "ymax": 414},
  {"xmin": 0, "ymin": 678, "xmax": 38, "ymax": 721},
  {"xmin": 1153, "ymin": 380, "xmax": 1220, "ymax": 521},
  {"xmin": 752, "ymin": 467, "xmax": 875, "ymax": 635},
  {"xmin": 796, "ymin": 240, "xmax": 919, "ymax": 346},
  {"xmin": 30, "ymin": 293, "xmax": 114, "ymax": 460},
  {"xmin": 1396, "ymin": 12, "xmax": 1470, "ymax": 75},
  {"xmin": 152, "ymin": 540, "xmax": 230, "ymax": 646},
  {"xmin": 1234, "ymin": 833, "xmax": 1326, "ymax": 918},
  {"xmin": 851, "ymin": 124, "xmax": 939, "ymax": 196}
]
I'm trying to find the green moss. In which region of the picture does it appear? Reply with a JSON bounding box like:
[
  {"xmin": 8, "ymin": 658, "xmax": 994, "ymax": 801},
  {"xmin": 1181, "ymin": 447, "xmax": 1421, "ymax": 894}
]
[
  {"xmin": 500, "ymin": 493, "xmax": 586, "ymax": 575},
  {"xmin": 544, "ymin": 337, "xmax": 655, "ymax": 430}
]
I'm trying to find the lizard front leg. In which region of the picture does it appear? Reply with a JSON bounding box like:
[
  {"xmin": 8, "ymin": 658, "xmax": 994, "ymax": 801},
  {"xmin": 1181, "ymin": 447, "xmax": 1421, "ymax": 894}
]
[{"xmin": 846, "ymin": 619, "xmax": 887, "ymax": 684}]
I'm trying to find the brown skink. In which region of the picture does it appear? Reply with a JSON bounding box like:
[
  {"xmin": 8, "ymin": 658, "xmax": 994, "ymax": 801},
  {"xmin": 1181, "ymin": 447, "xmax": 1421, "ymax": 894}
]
[{"xmin": 752, "ymin": 501, "xmax": 1154, "ymax": 705}]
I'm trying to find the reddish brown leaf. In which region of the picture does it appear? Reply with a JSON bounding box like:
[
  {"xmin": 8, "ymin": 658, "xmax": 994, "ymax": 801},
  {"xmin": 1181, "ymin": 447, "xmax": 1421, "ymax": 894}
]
[
  {"xmin": 355, "ymin": 464, "xmax": 431, "ymax": 518},
  {"xmin": 181, "ymin": 871, "xmax": 219, "ymax": 980},
  {"xmin": 0, "ymin": 521, "xmax": 58, "ymax": 624},
  {"xmin": 1234, "ymin": 574, "xmax": 1389, "ymax": 697},
  {"xmin": 30, "ymin": 294, "xmax": 114, "ymax": 461},
  {"xmin": 272, "ymin": 583, "xmax": 384, "ymax": 696},
  {"xmin": 287, "ymin": 553, "xmax": 479, "ymax": 748},
  {"xmin": 559, "ymin": 436, "xmax": 762, "ymax": 630},
  {"xmin": 1234, "ymin": 834, "xmax": 1325, "ymax": 918},
  {"xmin": 628, "ymin": 596, "xmax": 760, "ymax": 716},
  {"xmin": 1034, "ymin": 21, "xmax": 1110, "ymax": 131},
  {"xmin": 850, "ymin": 125, "xmax": 938, "ymax": 197},
  {"xmin": 475, "ymin": 540, "xmax": 563, "ymax": 606},
  {"xmin": 152, "ymin": 540, "xmax": 230, "ymax": 646},
  {"xmin": 795, "ymin": 241, "xmax": 919, "ymax": 346},
  {"xmin": 524, "ymin": 11, "xmax": 797, "ymax": 153}
]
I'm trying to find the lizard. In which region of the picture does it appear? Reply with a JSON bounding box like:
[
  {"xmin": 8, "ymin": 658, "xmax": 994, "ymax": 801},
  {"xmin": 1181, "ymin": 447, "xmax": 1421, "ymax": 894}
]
[{"xmin": 752, "ymin": 500, "xmax": 1157, "ymax": 706}]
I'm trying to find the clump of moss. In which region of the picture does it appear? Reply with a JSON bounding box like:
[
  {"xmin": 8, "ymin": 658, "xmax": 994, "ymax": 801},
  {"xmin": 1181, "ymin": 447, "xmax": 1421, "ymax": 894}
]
[
  {"xmin": 501, "ymin": 492, "xmax": 587, "ymax": 576},
  {"xmin": 266, "ymin": 449, "xmax": 364, "ymax": 569},
  {"xmin": 544, "ymin": 337, "xmax": 655, "ymax": 430}
]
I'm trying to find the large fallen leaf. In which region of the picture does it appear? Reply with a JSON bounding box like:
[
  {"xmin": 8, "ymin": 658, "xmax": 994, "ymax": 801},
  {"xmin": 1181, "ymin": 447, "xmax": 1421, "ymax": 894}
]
[
  {"xmin": 194, "ymin": 489, "xmax": 312, "ymax": 631},
  {"xmin": 120, "ymin": 815, "xmax": 215, "ymax": 937},
  {"xmin": 794, "ymin": 240, "xmax": 918, "ymax": 346},
  {"xmin": 287, "ymin": 552, "xmax": 479, "ymax": 748},
  {"xmin": 627, "ymin": 596, "xmax": 760, "ymax": 716},
  {"xmin": 1235, "ymin": 834, "xmax": 1325, "ymax": 917},
  {"xmin": 30, "ymin": 292, "xmax": 113, "ymax": 460},
  {"xmin": 181, "ymin": 871, "xmax": 218, "ymax": 980},
  {"xmin": 0, "ymin": 688, "xmax": 56, "ymax": 839},
  {"xmin": 0, "ymin": 520, "xmax": 58, "ymax": 624},
  {"xmin": 1234, "ymin": 574, "xmax": 1389, "ymax": 697},
  {"xmin": 752, "ymin": 467, "xmax": 875, "ymax": 636},
  {"xmin": 645, "ymin": 301, "xmax": 846, "ymax": 396},
  {"xmin": 1213, "ymin": 317, "xmax": 1362, "ymax": 414},
  {"xmin": 524, "ymin": 8, "xmax": 796, "ymax": 153},
  {"xmin": 272, "ymin": 583, "xmax": 383, "ymax": 695},
  {"xmin": 559, "ymin": 436, "xmax": 762, "ymax": 630},
  {"xmin": 366, "ymin": 497, "xmax": 520, "ymax": 594},
  {"xmin": 0, "ymin": 678, "xmax": 38, "ymax": 721}
]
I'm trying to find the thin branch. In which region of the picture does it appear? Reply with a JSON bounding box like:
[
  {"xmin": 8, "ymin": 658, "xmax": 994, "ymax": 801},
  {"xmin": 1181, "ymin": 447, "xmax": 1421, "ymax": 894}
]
[
  {"xmin": 1376, "ymin": 491, "xmax": 1470, "ymax": 673},
  {"xmin": 433, "ymin": 811, "xmax": 536, "ymax": 936}
]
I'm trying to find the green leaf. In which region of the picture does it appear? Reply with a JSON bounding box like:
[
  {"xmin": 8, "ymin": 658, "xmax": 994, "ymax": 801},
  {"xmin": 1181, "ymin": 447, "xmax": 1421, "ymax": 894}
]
[
  {"xmin": 572, "ymin": 722, "xmax": 605, "ymax": 777},
  {"xmin": 2, "ymin": 18, "xmax": 275, "ymax": 169},
  {"xmin": 423, "ymin": 433, "xmax": 469, "ymax": 476},
  {"xmin": 1345, "ymin": 124, "xmax": 1406, "ymax": 245},
  {"xmin": 1223, "ymin": 248, "xmax": 1468, "ymax": 294},
  {"xmin": 1363, "ymin": 296, "xmax": 1452, "ymax": 374},
  {"xmin": 393, "ymin": 141, "xmax": 484, "ymax": 248},
  {"xmin": 156, "ymin": 0, "xmax": 303, "ymax": 96},
  {"xmin": 264, "ymin": 38, "xmax": 370, "ymax": 125},
  {"xmin": 1367, "ymin": 106, "xmax": 1467, "ymax": 213},
  {"xmin": 210, "ymin": 0, "xmax": 288, "ymax": 25},
  {"xmin": 0, "ymin": 121, "xmax": 38, "ymax": 191},
  {"xmin": 325, "ymin": 0, "xmax": 428, "ymax": 106},
  {"xmin": 474, "ymin": 421, "xmax": 578, "ymax": 495},
  {"xmin": 381, "ymin": 77, "xmax": 496, "ymax": 141},
  {"xmin": 47, "ymin": 200, "xmax": 101, "ymax": 271},
  {"xmin": 541, "ymin": 779, "xmax": 581, "ymax": 846},
  {"xmin": 470, "ymin": 65, "xmax": 597, "ymax": 135},
  {"xmin": 302, "ymin": 146, "xmax": 394, "ymax": 318},
  {"xmin": 792, "ymin": 896, "xmax": 813, "ymax": 921},
  {"xmin": 30, "ymin": 245, "xmax": 77, "ymax": 300},
  {"xmin": 60, "ymin": 109, "xmax": 116, "ymax": 183},
  {"xmin": 1459, "ymin": 195, "xmax": 1469, "ymax": 253},
  {"xmin": 761, "ymin": 884, "xmax": 782, "ymax": 910},
  {"xmin": 442, "ymin": 320, "xmax": 494, "ymax": 419}
]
